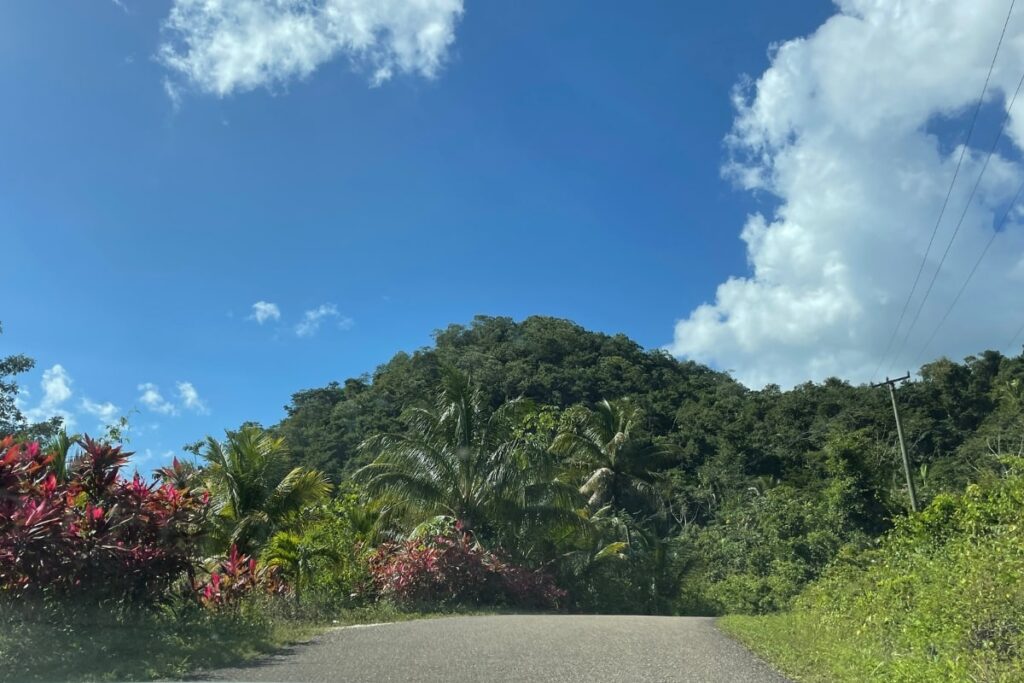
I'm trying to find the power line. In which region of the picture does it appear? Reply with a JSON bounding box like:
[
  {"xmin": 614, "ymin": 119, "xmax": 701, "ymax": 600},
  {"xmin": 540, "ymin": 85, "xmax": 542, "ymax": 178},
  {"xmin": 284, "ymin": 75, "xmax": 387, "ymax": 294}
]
[
  {"xmin": 871, "ymin": 0, "xmax": 1016, "ymax": 381},
  {"xmin": 913, "ymin": 176, "xmax": 1024, "ymax": 364},
  {"xmin": 888, "ymin": 66, "xmax": 1024, "ymax": 374},
  {"xmin": 1006, "ymin": 317, "xmax": 1024, "ymax": 355}
]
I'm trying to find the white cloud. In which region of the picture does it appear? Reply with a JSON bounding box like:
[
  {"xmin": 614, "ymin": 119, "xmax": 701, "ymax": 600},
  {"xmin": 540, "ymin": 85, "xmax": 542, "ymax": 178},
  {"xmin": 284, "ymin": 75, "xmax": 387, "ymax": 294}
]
[
  {"xmin": 163, "ymin": 78, "xmax": 182, "ymax": 111},
  {"xmin": 22, "ymin": 364, "xmax": 75, "ymax": 429},
  {"xmin": 138, "ymin": 382, "xmax": 178, "ymax": 416},
  {"xmin": 177, "ymin": 381, "xmax": 209, "ymax": 415},
  {"xmin": 158, "ymin": 0, "xmax": 464, "ymax": 97},
  {"xmin": 140, "ymin": 448, "xmax": 177, "ymax": 465},
  {"xmin": 249, "ymin": 300, "xmax": 281, "ymax": 324},
  {"xmin": 669, "ymin": 0, "xmax": 1024, "ymax": 388},
  {"xmin": 295, "ymin": 303, "xmax": 352, "ymax": 337},
  {"xmin": 80, "ymin": 398, "xmax": 120, "ymax": 431}
]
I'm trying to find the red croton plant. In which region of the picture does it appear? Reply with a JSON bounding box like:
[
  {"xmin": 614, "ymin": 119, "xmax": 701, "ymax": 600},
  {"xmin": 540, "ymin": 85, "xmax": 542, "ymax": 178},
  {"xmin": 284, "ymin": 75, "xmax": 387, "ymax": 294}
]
[
  {"xmin": 193, "ymin": 543, "xmax": 287, "ymax": 608},
  {"xmin": 0, "ymin": 436, "xmax": 210, "ymax": 603},
  {"xmin": 367, "ymin": 521, "xmax": 566, "ymax": 609}
]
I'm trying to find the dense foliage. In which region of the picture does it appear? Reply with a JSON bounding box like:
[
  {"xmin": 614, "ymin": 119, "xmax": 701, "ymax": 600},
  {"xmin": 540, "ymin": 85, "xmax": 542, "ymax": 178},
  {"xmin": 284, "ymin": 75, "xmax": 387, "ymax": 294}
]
[
  {"xmin": 6, "ymin": 314, "xmax": 1024, "ymax": 679},
  {"xmin": 275, "ymin": 315, "xmax": 1024, "ymax": 614},
  {"xmin": 0, "ymin": 436, "xmax": 209, "ymax": 603},
  {"xmin": 367, "ymin": 520, "xmax": 564, "ymax": 609},
  {"xmin": 724, "ymin": 458, "xmax": 1024, "ymax": 681}
]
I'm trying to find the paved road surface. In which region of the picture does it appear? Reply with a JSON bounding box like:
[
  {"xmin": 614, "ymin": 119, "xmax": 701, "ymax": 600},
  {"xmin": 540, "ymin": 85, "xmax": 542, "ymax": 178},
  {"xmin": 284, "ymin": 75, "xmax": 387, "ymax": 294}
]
[{"xmin": 200, "ymin": 614, "xmax": 790, "ymax": 682}]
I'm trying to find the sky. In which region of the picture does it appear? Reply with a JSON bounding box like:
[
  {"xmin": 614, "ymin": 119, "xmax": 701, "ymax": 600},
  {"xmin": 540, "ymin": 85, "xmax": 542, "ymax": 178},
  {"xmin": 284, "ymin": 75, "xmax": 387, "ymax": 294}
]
[{"xmin": 3, "ymin": 0, "xmax": 1024, "ymax": 470}]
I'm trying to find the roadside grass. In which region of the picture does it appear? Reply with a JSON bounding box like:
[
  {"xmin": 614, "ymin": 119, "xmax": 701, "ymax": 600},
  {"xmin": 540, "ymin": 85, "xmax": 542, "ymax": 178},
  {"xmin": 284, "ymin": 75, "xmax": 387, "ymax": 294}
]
[
  {"xmin": 722, "ymin": 609, "xmax": 1024, "ymax": 683},
  {"xmin": 720, "ymin": 612, "xmax": 874, "ymax": 682},
  {"xmin": 719, "ymin": 471, "xmax": 1024, "ymax": 683},
  {"xmin": 0, "ymin": 598, "xmax": 479, "ymax": 682}
]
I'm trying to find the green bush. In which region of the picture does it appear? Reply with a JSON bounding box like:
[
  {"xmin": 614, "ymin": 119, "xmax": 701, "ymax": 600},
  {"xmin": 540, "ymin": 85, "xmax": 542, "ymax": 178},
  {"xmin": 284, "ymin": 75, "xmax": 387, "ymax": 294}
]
[
  {"xmin": 679, "ymin": 437, "xmax": 871, "ymax": 615},
  {"xmin": 270, "ymin": 493, "xmax": 376, "ymax": 609},
  {"xmin": 723, "ymin": 457, "xmax": 1024, "ymax": 681}
]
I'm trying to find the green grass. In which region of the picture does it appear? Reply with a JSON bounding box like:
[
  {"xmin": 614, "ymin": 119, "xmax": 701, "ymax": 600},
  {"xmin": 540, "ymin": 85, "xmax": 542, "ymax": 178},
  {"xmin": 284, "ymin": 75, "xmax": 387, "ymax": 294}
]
[
  {"xmin": 720, "ymin": 612, "xmax": 881, "ymax": 682},
  {"xmin": 0, "ymin": 598, "xmax": 471, "ymax": 682},
  {"xmin": 722, "ymin": 608, "xmax": 1024, "ymax": 683},
  {"xmin": 719, "ymin": 470, "xmax": 1024, "ymax": 683}
]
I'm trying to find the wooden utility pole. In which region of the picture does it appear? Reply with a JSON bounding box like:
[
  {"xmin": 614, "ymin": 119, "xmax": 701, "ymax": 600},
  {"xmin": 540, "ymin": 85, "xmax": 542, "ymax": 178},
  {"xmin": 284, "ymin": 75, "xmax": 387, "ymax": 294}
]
[{"xmin": 872, "ymin": 373, "xmax": 918, "ymax": 512}]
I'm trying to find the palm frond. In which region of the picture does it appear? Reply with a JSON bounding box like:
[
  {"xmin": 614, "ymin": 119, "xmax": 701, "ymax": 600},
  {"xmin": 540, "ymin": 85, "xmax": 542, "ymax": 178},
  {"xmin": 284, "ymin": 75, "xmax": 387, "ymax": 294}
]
[{"xmin": 265, "ymin": 467, "xmax": 332, "ymax": 522}]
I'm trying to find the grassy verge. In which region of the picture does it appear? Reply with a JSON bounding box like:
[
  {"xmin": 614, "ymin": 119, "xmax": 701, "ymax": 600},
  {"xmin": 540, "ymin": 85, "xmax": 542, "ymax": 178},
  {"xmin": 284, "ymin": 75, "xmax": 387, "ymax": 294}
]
[
  {"xmin": 717, "ymin": 468, "xmax": 1024, "ymax": 683},
  {"xmin": 0, "ymin": 599, "xmax": 469, "ymax": 682},
  {"xmin": 720, "ymin": 612, "xmax": 872, "ymax": 682}
]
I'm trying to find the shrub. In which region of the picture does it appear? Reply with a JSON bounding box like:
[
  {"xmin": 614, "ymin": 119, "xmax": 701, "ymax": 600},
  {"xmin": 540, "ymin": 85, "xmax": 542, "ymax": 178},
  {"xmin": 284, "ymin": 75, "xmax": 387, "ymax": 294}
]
[
  {"xmin": 678, "ymin": 437, "xmax": 873, "ymax": 615},
  {"xmin": 192, "ymin": 545, "xmax": 287, "ymax": 609},
  {"xmin": 367, "ymin": 522, "xmax": 565, "ymax": 609},
  {"xmin": 724, "ymin": 457, "xmax": 1024, "ymax": 681},
  {"xmin": 0, "ymin": 436, "xmax": 210, "ymax": 603},
  {"xmin": 266, "ymin": 494, "xmax": 377, "ymax": 609}
]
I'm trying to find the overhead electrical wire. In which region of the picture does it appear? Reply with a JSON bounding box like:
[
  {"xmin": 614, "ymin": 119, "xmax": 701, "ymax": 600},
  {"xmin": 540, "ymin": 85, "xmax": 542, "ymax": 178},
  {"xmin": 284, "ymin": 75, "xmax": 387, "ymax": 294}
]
[
  {"xmin": 1005, "ymin": 317, "xmax": 1024, "ymax": 354},
  {"xmin": 913, "ymin": 177, "xmax": 1024, "ymax": 364},
  {"xmin": 886, "ymin": 65, "xmax": 1024, "ymax": 374},
  {"xmin": 870, "ymin": 0, "xmax": 1016, "ymax": 381}
]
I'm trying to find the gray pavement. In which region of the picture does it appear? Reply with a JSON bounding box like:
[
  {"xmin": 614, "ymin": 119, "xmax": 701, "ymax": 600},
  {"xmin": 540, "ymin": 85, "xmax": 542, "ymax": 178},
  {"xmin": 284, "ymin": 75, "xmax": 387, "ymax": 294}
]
[{"xmin": 199, "ymin": 614, "xmax": 790, "ymax": 682}]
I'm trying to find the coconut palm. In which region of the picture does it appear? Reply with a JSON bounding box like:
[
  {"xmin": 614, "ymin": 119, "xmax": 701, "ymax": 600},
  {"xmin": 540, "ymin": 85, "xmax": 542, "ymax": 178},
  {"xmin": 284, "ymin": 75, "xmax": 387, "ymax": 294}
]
[
  {"xmin": 558, "ymin": 505, "xmax": 631, "ymax": 578},
  {"xmin": 356, "ymin": 368, "xmax": 580, "ymax": 549},
  {"xmin": 201, "ymin": 426, "xmax": 332, "ymax": 553},
  {"xmin": 551, "ymin": 399, "xmax": 665, "ymax": 514}
]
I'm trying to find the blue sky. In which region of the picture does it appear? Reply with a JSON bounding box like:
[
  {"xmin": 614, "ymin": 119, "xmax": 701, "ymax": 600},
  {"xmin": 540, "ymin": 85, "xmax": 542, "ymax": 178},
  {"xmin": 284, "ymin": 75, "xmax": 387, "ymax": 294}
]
[{"xmin": 4, "ymin": 1, "xmax": 1024, "ymax": 470}]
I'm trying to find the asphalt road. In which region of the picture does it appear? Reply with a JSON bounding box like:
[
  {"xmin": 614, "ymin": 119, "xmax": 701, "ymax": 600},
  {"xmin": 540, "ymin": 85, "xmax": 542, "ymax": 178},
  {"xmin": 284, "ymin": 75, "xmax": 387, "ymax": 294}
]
[{"xmin": 200, "ymin": 614, "xmax": 790, "ymax": 682}]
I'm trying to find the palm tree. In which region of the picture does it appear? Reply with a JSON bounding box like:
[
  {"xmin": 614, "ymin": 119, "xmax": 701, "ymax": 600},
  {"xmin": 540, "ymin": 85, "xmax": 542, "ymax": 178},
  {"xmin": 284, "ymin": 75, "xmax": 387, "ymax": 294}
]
[
  {"xmin": 356, "ymin": 368, "xmax": 580, "ymax": 549},
  {"xmin": 558, "ymin": 505, "xmax": 630, "ymax": 578},
  {"xmin": 201, "ymin": 426, "xmax": 332, "ymax": 553},
  {"xmin": 45, "ymin": 428, "xmax": 79, "ymax": 482},
  {"xmin": 264, "ymin": 530, "xmax": 331, "ymax": 606},
  {"xmin": 551, "ymin": 399, "xmax": 665, "ymax": 514}
]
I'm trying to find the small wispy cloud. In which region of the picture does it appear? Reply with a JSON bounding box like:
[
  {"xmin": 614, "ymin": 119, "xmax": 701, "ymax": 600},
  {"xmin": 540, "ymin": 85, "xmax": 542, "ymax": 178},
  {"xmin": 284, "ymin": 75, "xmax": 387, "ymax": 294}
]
[
  {"xmin": 80, "ymin": 398, "xmax": 120, "ymax": 431},
  {"xmin": 138, "ymin": 383, "xmax": 179, "ymax": 416},
  {"xmin": 163, "ymin": 78, "xmax": 182, "ymax": 111},
  {"xmin": 248, "ymin": 301, "xmax": 281, "ymax": 324},
  {"xmin": 177, "ymin": 381, "xmax": 209, "ymax": 414},
  {"xmin": 295, "ymin": 304, "xmax": 353, "ymax": 337}
]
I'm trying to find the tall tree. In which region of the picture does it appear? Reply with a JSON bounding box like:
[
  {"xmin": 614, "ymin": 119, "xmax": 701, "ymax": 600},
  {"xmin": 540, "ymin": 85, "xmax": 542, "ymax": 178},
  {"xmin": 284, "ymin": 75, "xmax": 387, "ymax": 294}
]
[
  {"xmin": 201, "ymin": 426, "xmax": 332, "ymax": 553},
  {"xmin": 551, "ymin": 399, "xmax": 664, "ymax": 515},
  {"xmin": 357, "ymin": 368, "xmax": 580, "ymax": 550}
]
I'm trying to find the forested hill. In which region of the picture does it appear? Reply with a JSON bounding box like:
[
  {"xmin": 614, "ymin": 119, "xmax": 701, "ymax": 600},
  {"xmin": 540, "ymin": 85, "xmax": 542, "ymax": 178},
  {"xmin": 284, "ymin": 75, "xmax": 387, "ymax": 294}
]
[
  {"xmin": 273, "ymin": 315, "xmax": 735, "ymax": 476},
  {"xmin": 269, "ymin": 315, "xmax": 1024, "ymax": 616},
  {"xmin": 275, "ymin": 314, "xmax": 1021, "ymax": 504}
]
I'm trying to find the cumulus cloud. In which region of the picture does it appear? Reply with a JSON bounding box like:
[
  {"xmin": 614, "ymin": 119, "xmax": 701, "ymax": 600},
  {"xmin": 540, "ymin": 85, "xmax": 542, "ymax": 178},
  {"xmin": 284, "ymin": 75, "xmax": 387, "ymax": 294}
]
[
  {"xmin": 138, "ymin": 382, "xmax": 178, "ymax": 416},
  {"xmin": 249, "ymin": 300, "xmax": 281, "ymax": 324},
  {"xmin": 22, "ymin": 364, "xmax": 75, "ymax": 429},
  {"xmin": 158, "ymin": 0, "xmax": 464, "ymax": 97},
  {"xmin": 177, "ymin": 381, "xmax": 209, "ymax": 415},
  {"xmin": 80, "ymin": 398, "xmax": 120, "ymax": 430},
  {"xmin": 669, "ymin": 0, "xmax": 1024, "ymax": 388},
  {"xmin": 295, "ymin": 303, "xmax": 352, "ymax": 337}
]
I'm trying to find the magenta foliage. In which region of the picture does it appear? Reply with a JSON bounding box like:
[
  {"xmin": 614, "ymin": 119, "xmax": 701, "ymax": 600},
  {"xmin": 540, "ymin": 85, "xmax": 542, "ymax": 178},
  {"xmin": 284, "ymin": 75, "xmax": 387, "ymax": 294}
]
[
  {"xmin": 0, "ymin": 436, "xmax": 210, "ymax": 602},
  {"xmin": 192, "ymin": 544, "xmax": 286, "ymax": 608},
  {"xmin": 367, "ymin": 525, "xmax": 565, "ymax": 609}
]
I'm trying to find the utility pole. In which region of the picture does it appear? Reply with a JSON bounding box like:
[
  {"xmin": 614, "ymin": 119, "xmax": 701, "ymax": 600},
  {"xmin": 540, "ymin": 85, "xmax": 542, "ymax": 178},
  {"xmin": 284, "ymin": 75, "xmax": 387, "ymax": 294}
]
[{"xmin": 872, "ymin": 373, "xmax": 918, "ymax": 512}]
